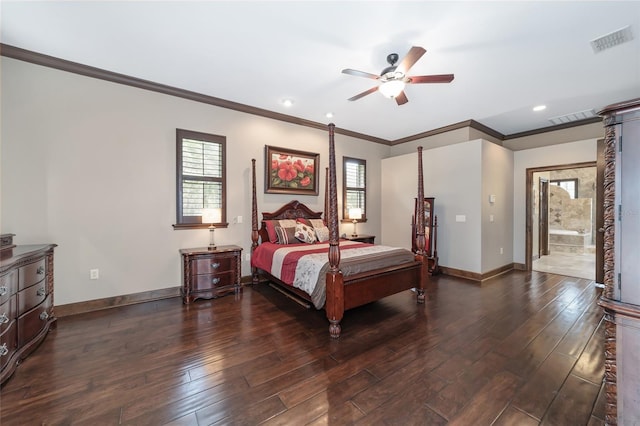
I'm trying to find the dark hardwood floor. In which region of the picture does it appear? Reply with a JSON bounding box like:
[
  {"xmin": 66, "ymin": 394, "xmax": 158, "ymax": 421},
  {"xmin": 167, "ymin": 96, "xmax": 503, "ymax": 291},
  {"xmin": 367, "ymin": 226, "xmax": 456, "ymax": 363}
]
[{"xmin": 0, "ymin": 270, "xmax": 605, "ymax": 425}]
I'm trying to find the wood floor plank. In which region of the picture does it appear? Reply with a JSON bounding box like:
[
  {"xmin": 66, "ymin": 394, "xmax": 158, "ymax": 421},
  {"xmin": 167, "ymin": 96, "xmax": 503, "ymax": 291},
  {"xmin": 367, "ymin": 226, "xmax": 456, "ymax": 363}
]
[
  {"xmin": 0, "ymin": 271, "xmax": 606, "ymax": 426},
  {"xmin": 511, "ymin": 351, "xmax": 577, "ymax": 420},
  {"xmin": 541, "ymin": 374, "xmax": 600, "ymax": 425},
  {"xmin": 492, "ymin": 405, "xmax": 540, "ymax": 426},
  {"xmin": 448, "ymin": 370, "xmax": 522, "ymax": 425}
]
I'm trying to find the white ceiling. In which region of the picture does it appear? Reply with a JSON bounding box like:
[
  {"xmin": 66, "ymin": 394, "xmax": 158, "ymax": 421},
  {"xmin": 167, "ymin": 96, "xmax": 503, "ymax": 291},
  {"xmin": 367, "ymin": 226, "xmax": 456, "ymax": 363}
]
[{"xmin": 2, "ymin": 1, "xmax": 639, "ymax": 141}]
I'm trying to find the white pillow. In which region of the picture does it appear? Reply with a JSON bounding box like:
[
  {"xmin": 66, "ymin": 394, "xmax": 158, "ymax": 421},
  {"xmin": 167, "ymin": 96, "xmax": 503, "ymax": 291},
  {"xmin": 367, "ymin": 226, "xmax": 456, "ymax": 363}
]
[{"xmin": 308, "ymin": 219, "xmax": 330, "ymax": 242}]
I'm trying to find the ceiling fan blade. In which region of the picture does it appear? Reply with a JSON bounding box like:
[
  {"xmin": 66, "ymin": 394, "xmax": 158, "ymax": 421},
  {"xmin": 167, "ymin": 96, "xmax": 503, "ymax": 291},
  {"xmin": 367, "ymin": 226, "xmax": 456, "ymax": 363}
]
[
  {"xmin": 409, "ymin": 74, "xmax": 455, "ymax": 84},
  {"xmin": 395, "ymin": 91, "xmax": 408, "ymax": 105},
  {"xmin": 348, "ymin": 86, "xmax": 379, "ymax": 101},
  {"xmin": 396, "ymin": 46, "xmax": 427, "ymax": 75},
  {"xmin": 342, "ymin": 69, "xmax": 380, "ymax": 80}
]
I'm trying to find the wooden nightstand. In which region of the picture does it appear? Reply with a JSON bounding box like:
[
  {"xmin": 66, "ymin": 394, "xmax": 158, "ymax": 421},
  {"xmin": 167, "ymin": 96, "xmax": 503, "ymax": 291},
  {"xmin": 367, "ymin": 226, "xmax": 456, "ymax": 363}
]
[
  {"xmin": 345, "ymin": 234, "xmax": 375, "ymax": 244},
  {"xmin": 180, "ymin": 245, "xmax": 242, "ymax": 304}
]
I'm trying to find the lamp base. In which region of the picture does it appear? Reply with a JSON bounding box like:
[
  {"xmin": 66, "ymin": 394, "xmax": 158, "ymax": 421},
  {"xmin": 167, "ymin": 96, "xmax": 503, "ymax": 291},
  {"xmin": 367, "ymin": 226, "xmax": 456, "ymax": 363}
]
[{"xmin": 208, "ymin": 244, "xmax": 217, "ymax": 251}]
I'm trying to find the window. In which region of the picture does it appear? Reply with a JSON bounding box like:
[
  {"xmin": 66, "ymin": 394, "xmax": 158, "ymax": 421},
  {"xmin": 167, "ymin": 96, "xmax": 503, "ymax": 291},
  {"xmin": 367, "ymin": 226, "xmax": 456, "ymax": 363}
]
[
  {"xmin": 343, "ymin": 157, "xmax": 366, "ymax": 221},
  {"xmin": 175, "ymin": 129, "xmax": 226, "ymax": 228},
  {"xmin": 550, "ymin": 178, "xmax": 578, "ymax": 199}
]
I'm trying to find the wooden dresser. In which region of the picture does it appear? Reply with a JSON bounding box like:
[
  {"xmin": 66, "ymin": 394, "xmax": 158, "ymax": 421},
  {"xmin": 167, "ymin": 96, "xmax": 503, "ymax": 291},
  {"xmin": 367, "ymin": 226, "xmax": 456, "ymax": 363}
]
[
  {"xmin": 180, "ymin": 245, "xmax": 242, "ymax": 304},
  {"xmin": 1, "ymin": 243, "xmax": 57, "ymax": 386}
]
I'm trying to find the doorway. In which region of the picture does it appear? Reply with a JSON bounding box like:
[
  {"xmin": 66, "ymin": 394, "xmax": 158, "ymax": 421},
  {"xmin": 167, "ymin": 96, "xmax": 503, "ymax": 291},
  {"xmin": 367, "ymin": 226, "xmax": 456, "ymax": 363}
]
[{"xmin": 526, "ymin": 162, "xmax": 599, "ymax": 280}]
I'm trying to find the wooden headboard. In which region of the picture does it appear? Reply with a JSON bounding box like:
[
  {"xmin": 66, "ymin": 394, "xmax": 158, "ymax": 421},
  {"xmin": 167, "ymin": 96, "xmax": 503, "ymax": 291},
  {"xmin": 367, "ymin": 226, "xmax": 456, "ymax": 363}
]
[{"xmin": 256, "ymin": 200, "xmax": 323, "ymax": 244}]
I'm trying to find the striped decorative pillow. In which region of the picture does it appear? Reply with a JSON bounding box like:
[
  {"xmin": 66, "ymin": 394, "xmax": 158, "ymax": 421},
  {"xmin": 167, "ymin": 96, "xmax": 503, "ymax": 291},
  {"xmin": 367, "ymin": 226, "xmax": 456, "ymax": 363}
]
[{"xmin": 274, "ymin": 226, "xmax": 297, "ymax": 244}]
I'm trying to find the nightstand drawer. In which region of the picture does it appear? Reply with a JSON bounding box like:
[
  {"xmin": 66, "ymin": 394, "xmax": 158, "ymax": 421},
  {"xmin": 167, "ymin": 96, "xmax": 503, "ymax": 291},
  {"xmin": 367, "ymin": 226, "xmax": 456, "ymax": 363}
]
[
  {"xmin": 192, "ymin": 256, "xmax": 235, "ymax": 275},
  {"xmin": 191, "ymin": 271, "xmax": 236, "ymax": 292}
]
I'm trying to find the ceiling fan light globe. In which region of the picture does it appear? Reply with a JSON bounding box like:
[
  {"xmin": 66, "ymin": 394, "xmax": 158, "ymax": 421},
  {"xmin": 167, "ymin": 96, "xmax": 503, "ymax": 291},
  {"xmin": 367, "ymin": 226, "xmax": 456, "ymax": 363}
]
[{"xmin": 379, "ymin": 80, "xmax": 405, "ymax": 98}]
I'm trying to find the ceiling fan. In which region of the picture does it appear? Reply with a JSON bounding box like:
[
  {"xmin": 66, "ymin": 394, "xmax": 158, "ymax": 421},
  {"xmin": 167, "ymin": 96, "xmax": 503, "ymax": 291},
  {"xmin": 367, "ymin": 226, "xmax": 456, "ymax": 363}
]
[{"xmin": 342, "ymin": 46, "xmax": 454, "ymax": 105}]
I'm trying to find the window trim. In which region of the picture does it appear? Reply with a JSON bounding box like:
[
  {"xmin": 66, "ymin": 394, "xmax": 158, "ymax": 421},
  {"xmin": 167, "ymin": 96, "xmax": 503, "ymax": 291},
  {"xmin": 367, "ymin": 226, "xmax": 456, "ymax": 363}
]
[
  {"xmin": 174, "ymin": 128, "xmax": 227, "ymax": 229},
  {"xmin": 342, "ymin": 156, "xmax": 367, "ymax": 223}
]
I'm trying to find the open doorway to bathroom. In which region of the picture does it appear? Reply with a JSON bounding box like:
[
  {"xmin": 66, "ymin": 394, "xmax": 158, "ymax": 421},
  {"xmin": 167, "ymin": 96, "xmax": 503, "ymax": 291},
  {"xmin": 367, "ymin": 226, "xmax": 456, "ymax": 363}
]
[{"xmin": 525, "ymin": 162, "xmax": 599, "ymax": 280}]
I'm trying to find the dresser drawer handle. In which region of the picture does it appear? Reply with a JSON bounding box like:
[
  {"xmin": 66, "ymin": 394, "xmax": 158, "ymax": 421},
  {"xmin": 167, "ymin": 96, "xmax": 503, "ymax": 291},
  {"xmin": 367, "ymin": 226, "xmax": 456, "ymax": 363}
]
[
  {"xmin": 211, "ymin": 277, "xmax": 220, "ymax": 285},
  {"xmin": 0, "ymin": 313, "xmax": 8, "ymax": 324},
  {"xmin": 0, "ymin": 343, "xmax": 8, "ymax": 357},
  {"xmin": 211, "ymin": 262, "xmax": 220, "ymax": 269},
  {"xmin": 39, "ymin": 311, "xmax": 49, "ymax": 321},
  {"xmin": 0, "ymin": 286, "xmax": 7, "ymax": 296},
  {"xmin": 37, "ymin": 287, "xmax": 46, "ymax": 297},
  {"xmin": 37, "ymin": 266, "xmax": 45, "ymax": 275}
]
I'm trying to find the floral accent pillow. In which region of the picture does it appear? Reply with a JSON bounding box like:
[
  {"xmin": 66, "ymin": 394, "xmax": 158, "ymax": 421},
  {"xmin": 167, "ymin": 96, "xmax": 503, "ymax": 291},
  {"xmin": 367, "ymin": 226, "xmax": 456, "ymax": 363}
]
[
  {"xmin": 274, "ymin": 226, "xmax": 297, "ymax": 244},
  {"xmin": 295, "ymin": 222, "xmax": 316, "ymax": 244},
  {"xmin": 308, "ymin": 218, "xmax": 330, "ymax": 243}
]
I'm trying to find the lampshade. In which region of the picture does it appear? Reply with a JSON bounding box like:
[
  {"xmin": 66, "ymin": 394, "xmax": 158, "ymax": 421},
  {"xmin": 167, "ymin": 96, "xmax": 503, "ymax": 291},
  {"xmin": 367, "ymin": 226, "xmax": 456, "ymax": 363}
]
[
  {"xmin": 378, "ymin": 79, "xmax": 405, "ymax": 98},
  {"xmin": 349, "ymin": 207, "xmax": 363, "ymax": 220},
  {"xmin": 201, "ymin": 208, "xmax": 222, "ymax": 224}
]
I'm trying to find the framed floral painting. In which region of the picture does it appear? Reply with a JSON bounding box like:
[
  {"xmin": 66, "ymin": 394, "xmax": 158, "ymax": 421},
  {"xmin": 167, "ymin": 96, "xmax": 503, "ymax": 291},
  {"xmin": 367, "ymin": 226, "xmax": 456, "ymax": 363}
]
[{"xmin": 265, "ymin": 145, "xmax": 319, "ymax": 195}]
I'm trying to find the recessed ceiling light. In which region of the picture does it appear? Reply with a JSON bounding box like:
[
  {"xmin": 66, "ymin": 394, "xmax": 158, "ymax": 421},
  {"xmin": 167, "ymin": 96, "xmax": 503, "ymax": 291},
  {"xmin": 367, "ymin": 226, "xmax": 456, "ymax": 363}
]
[
  {"xmin": 533, "ymin": 105, "xmax": 547, "ymax": 112},
  {"xmin": 282, "ymin": 99, "xmax": 294, "ymax": 107},
  {"xmin": 326, "ymin": 112, "xmax": 334, "ymax": 118}
]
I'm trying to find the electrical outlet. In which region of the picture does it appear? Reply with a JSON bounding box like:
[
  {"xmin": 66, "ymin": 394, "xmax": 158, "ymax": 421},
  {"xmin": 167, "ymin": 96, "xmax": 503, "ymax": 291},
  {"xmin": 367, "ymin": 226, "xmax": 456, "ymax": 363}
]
[
  {"xmin": 237, "ymin": 216, "xmax": 243, "ymax": 224},
  {"xmin": 90, "ymin": 269, "xmax": 99, "ymax": 280},
  {"xmin": 244, "ymin": 253, "xmax": 251, "ymax": 261},
  {"xmin": 500, "ymin": 247, "xmax": 504, "ymax": 255}
]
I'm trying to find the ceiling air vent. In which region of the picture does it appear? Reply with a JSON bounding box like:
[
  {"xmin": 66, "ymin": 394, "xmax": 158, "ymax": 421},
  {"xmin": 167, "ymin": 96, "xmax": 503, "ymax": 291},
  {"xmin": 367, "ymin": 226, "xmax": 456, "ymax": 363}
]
[
  {"xmin": 591, "ymin": 26, "xmax": 633, "ymax": 53},
  {"xmin": 548, "ymin": 109, "xmax": 596, "ymax": 125}
]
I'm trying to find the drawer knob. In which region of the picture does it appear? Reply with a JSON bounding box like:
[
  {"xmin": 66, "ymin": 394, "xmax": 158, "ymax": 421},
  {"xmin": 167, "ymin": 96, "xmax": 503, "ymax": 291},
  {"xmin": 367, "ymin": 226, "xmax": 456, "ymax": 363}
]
[
  {"xmin": 211, "ymin": 262, "xmax": 221, "ymax": 269},
  {"xmin": 0, "ymin": 286, "xmax": 7, "ymax": 296},
  {"xmin": 37, "ymin": 287, "xmax": 46, "ymax": 297},
  {"xmin": 37, "ymin": 266, "xmax": 45, "ymax": 275},
  {"xmin": 211, "ymin": 277, "xmax": 220, "ymax": 285},
  {"xmin": 0, "ymin": 313, "xmax": 8, "ymax": 324},
  {"xmin": 0, "ymin": 343, "xmax": 8, "ymax": 357},
  {"xmin": 39, "ymin": 311, "xmax": 49, "ymax": 321}
]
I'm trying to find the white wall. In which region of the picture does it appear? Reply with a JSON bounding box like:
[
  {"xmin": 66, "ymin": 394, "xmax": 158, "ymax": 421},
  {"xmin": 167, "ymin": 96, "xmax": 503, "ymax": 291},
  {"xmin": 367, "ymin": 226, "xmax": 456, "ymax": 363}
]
[
  {"xmin": 382, "ymin": 140, "xmax": 483, "ymax": 273},
  {"xmin": 512, "ymin": 139, "xmax": 599, "ymax": 264},
  {"xmin": 1, "ymin": 58, "xmax": 390, "ymax": 305},
  {"xmin": 481, "ymin": 140, "xmax": 514, "ymax": 272}
]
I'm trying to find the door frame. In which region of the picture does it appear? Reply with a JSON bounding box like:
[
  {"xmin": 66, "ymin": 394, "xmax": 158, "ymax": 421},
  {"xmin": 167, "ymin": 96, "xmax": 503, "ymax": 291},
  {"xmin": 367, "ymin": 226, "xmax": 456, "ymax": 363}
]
[
  {"xmin": 525, "ymin": 161, "xmax": 596, "ymax": 271},
  {"xmin": 539, "ymin": 178, "xmax": 549, "ymax": 257}
]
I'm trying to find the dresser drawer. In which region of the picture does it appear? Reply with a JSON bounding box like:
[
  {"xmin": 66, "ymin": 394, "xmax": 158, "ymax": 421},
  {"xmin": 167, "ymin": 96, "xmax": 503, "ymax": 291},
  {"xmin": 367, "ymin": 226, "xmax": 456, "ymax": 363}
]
[
  {"xmin": 18, "ymin": 279, "xmax": 48, "ymax": 316},
  {"xmin": 192, "ymin": 255, "xmax": 236, "ymax": 275},
  {"xmin": 0, "ymin": 295, "xmax": 17, "ymax": 336},
  {"xmin": 0, "ymin": 270, "xmax": 17, "ymax": 305},
  {"xmin": 191, "ymin": 271, "xmax": 236, "ymax": 292},
  {"xmin": 18, "ymin": 295, "xmax": 53, "ymax": 348},
  {"xmin": 0, "ymin": 321, "xmax": 18, "ymax": 372},
  {"xmin": 18, "ymin": 258, "xmax": 47, "ymax": 291}
]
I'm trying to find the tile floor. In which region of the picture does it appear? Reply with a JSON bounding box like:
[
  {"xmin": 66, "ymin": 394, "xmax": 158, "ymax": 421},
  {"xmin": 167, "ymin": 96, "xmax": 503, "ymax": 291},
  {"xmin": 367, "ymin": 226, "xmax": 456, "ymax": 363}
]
[{"xmin": 532, "ymin": 250, "xmax": 595, "ymax": 280}]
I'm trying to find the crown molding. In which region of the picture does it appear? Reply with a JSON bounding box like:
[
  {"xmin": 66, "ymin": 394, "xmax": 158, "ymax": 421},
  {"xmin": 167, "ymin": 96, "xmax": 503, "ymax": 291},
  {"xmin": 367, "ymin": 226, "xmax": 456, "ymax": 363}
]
[
  {"xmin": 0, "ymin": 43, "xmax": 389, "ymax": 145},
  {"xmin": 1, "ymin": 43, "xmax": 602, "ymax": 147}
]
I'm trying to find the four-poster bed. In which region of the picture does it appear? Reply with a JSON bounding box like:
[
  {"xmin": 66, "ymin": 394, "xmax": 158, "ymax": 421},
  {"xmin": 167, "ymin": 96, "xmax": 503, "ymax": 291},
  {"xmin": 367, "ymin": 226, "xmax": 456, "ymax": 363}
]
[{"xmin": 251, "ymin": 123, "xmax": 428, "ymax": 338}]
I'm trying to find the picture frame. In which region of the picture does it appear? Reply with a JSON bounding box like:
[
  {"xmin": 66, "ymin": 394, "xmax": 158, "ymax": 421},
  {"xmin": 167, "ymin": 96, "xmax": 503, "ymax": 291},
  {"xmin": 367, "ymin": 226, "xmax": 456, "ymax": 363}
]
[{"xmin": 265, "ymin": 145, "xmax": 319, "ymax": 195}]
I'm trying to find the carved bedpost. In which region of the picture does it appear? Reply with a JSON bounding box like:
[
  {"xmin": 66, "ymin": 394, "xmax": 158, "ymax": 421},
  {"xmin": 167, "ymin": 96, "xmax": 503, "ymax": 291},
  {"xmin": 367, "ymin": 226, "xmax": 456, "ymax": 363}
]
[
  {"xmin": 325, "ymin": 123, "xmax": 344, "ymax": 338},
  {"xmin": 414, "ymin": 146, "xmax": 426, "ymax": 303},
  {"xmin": 324, "ymin": 167, "xmax": 329, "ymax": 220},
  {"xmin": 251, "ymin": 158, "xmax": 259, "ymax": 285}
]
